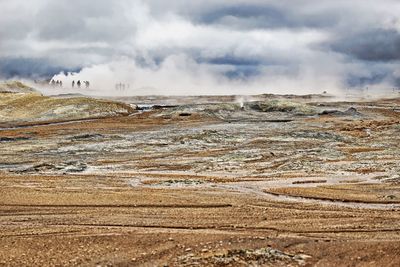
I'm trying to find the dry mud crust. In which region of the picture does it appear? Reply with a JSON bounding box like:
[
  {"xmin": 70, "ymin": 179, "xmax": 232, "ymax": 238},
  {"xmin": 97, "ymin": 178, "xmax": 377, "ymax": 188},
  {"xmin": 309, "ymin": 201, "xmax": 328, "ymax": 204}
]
[
  {"xmin": 1, "ymin": 173, "xmax": 400, "ymax": 266},
  {"xmin": 0, "ymin": 96, "xmax": 400, "ymax": 266},
  {"xmin": 265, "ymin": 183, "xmax": 400, "ymax": 204}
]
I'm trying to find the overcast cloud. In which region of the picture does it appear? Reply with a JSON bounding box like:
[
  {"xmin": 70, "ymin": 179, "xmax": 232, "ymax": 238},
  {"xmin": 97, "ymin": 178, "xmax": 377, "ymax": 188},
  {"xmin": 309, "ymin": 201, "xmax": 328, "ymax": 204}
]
[{"xmin": 1, "ymin": 0, "xmax": 400, "ymax": 95}]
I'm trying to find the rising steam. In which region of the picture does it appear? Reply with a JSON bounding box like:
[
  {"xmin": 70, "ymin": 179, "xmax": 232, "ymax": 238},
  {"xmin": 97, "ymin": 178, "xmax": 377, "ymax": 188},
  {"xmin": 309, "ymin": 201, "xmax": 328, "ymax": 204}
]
[{"xmin": 50, "ymin": 55, "xmax": 350, "ymax": 96}]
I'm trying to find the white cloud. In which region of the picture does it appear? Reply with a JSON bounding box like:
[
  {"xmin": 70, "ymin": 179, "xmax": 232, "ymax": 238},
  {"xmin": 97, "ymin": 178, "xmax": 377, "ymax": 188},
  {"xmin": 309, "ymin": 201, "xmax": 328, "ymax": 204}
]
[{"xmin": 1, "ymin": 0, "xmax": 400, "ymax": 94}]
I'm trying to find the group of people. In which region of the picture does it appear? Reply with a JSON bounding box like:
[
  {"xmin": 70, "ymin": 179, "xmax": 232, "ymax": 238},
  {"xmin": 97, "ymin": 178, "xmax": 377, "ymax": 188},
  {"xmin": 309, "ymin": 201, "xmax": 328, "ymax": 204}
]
[
  {"xmin": 50, "ymin": 80, "xmax": 63, "ymax": 87},
  {"xmin": 115, "ymin": 82, "xmax": 130, "ymax": 91},
  {"xmin": 49, "ymin": 79, "xmax": 90, "ymax": 89},
  {"xmin": 72, "ymin": 80, "xmax": 90, "ymax": 89}
]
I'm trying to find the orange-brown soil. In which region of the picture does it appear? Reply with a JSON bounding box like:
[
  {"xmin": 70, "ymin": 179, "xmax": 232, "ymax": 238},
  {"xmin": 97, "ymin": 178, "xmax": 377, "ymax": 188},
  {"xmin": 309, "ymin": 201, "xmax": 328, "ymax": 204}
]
[{"xmin": 0, "ymin": 95, "xmax": 400, "ymax": 266}]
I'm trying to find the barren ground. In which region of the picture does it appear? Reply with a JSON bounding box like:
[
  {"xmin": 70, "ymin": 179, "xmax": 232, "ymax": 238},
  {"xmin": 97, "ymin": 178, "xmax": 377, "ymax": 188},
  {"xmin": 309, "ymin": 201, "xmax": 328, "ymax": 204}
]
[{"xmin": 1, "ymin": 92, "xmax": 400, "ymax": 266}]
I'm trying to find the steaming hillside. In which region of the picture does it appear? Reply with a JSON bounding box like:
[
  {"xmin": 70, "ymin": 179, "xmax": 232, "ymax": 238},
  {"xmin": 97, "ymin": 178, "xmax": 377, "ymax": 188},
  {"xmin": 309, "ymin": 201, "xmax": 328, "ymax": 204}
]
[
  {"xmin": 0, "ymin": 81, "xmax": 38, "ymax": 94},
  {"xmin": 0, "ymin": 81, "xmax": 134, "ymax": 124}
]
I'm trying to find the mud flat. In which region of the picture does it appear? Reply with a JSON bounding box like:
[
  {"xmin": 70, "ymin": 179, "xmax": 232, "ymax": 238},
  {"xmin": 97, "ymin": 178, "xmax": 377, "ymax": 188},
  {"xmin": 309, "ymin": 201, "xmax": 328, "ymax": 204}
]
[{"xmin": 1, "ymin": 83, "xmax": 400, "ymax": 266}]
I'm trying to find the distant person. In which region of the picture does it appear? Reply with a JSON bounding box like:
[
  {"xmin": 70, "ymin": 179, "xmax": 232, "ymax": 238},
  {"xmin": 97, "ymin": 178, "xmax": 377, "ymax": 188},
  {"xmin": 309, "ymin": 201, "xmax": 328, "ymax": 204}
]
[
  {"xmin": 77, "ymin": 80, "xmax": 81, "ymax": 88},
  {"xmin": 51, "ymin": 80, "xmax": 56, "ymax": 87},
  {"xmin": 60, "ymin": 81, "xmax": 63, "ymax": 87},
  {"xmin": 72, "ymin": 80, "xmax": 75, "ymax": 88},
  {"xmin": 116, "ymin": 83, "xmax": 123, "ymax": 91},
  {"xmin": 85, "ymin": 81, "xmax": 90, "ymax": 89}
]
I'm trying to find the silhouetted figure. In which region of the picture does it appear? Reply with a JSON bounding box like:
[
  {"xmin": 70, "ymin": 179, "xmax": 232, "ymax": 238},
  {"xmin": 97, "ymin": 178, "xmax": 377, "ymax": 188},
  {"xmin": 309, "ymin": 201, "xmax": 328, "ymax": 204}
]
[
  {"xmin": 51, "ymin": 80, "xmax": 56, "ymax": 87},
  {"xmin": 60, "ymin": 81, "xmax": 63, "ymax": 87},
  {"xmin": 77, "ymin": 80, "xmax": 81, "ymax": 88},
  {"xmin": 72, "ymin": 81, "xmax": 75, "ymax": 88},
  {"xmin": 116, "ymin": 83, "xmax": 124, "ymax": 91},
  {"xmin": 85, "ymin": 81, "xmax": 90, "ymax": 89}
]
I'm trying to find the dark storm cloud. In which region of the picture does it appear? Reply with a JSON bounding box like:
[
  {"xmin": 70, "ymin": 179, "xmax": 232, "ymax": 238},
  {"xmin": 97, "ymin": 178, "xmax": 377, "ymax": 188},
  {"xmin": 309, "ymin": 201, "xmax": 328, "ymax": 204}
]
[
  {"xmin": 0, "ymin": 57, "xmax": 78, "ymax": 79},
  {"xmin": 195, "ymin": 4, "xmax": 338, "ymax": 30},
  {"xmin": 395, "ymin": 77, "xmax": 400, "ymax": 87},
  {"xmin": 201, "ymin": 55, "xmax": 263, "ymax": 67},
  {"xmin": 224, "ymin": 65, "xmax": 261, "ymax": 80},
  {"xmin": 1, "ymin": 0, "xmax": 400, "ymax": 93},
  {"xmin": 346, "ymin": 72, "xmax": 388, "ymax": 88},
  {"xmin": 199, "ymin": 5, "xmax": 288, "ymax": 27},
  {"xmin": 332, "ymin": 29, "xmax": 400, "ymax": 62}
]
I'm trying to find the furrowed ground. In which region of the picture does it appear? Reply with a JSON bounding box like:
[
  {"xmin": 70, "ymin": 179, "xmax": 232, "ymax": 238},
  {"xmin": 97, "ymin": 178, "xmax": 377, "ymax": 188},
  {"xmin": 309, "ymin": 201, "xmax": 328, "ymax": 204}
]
[{"xmin": 1, "ymin": 85, "xmax": 400, "ymax": 266}]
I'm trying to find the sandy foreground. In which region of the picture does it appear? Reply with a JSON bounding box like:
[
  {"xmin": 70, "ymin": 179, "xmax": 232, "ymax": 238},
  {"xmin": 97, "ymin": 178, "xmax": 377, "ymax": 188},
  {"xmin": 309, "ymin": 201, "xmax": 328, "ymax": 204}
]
[{"xmin": 0, "ymin": 88, "xmax": 400, "ymax": 266}]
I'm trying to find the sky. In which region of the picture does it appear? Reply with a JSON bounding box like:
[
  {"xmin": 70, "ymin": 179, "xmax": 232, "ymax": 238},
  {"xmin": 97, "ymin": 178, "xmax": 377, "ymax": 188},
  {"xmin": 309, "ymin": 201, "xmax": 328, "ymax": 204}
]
[{"xmin": 1, "ymin": 0, "xmax": 400, "ymax": 95}]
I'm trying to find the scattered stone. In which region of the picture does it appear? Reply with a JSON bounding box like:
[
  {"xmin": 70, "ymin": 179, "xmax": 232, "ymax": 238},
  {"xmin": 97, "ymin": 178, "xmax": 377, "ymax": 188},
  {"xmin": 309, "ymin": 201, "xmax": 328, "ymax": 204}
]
[
  {"xmin": 289, "ymin": 131, "xmax": 345, "ymax": 142},
  {"xmin": 344, "ymin": 107, "xmax": 360, "ymax": 116},
  {"xmin": 293, "ymin": 180, "xmax": 327, "ymax": 185},
  {"xmin": 157, "ymin": 179, "xmax": 204, "ymax": 187},
  {"xmin": 0, "ymin": 136, "xmax": 31, "ymax": 142},
  {"xmin": 320, "ymin": 107, "xmax": 362, "ymax": 117},
  {"xmin": 174, "ymin": 247, "xmax": 310, "ymax": 266},
  {"xmin": 15, "ymin": 161, "xmax": 87, "ymax": 174},
  {"xmin": 68, "ymin": 133, "xmax": 104, "ymax": 141}
]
